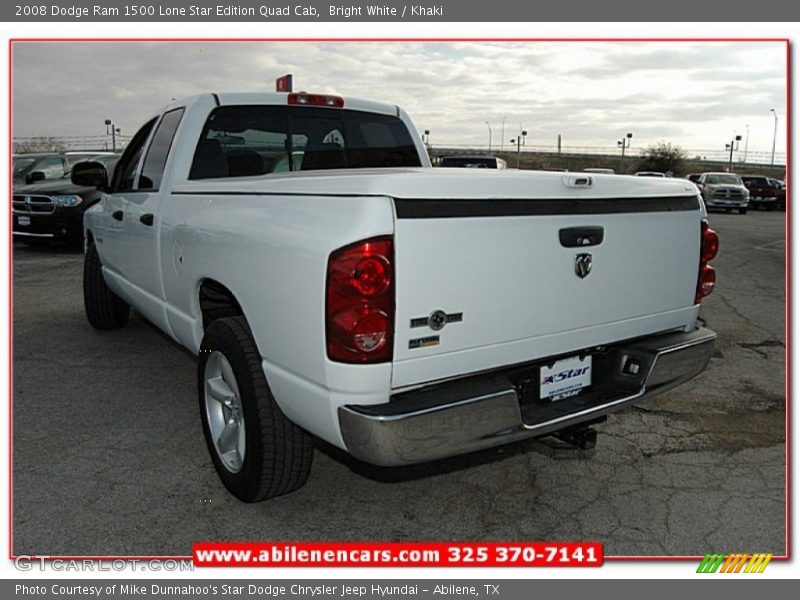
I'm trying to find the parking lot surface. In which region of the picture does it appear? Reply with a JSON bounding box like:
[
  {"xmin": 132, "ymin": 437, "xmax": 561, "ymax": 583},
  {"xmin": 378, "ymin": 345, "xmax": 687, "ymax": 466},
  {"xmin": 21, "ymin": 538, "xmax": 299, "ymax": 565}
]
[{"xmin": 12, "ymin": 210, "xmax": 786, "ymax": 557}]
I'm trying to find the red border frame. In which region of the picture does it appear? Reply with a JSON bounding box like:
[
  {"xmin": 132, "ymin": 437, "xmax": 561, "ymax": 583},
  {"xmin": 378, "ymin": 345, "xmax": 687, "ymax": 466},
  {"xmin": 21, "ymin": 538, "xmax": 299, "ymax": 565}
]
[{"xmin": 7, "ymin": 36, "xmax": 791, "ymax": 565}]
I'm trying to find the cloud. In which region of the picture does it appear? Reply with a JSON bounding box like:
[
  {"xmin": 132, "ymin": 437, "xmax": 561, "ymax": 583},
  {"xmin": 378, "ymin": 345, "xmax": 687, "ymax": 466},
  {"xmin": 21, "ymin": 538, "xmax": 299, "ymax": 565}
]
[{"xmin": 11, "ymin": 41, "xmax": 787, "ymax": 158}]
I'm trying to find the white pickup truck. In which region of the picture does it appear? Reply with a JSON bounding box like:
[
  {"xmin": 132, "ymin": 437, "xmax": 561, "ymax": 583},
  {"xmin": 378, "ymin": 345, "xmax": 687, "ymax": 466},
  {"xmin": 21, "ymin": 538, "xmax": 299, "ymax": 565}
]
[{"xmin": 72, "ymin": 91, "xmax": 719, "ymax": 502}]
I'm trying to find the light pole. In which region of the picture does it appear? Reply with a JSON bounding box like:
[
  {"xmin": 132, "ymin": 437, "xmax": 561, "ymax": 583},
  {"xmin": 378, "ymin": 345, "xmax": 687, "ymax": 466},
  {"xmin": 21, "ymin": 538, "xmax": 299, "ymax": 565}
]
[
  {"xmin": 105, "ymin": 119, "xmax": 119, "ymax": 152},
  {"xmin": 485, "ymin": 121, "xmax": 492, "ymax": 154},
  {"xmin": 770, "ymin": 108, "xmax": 778, "ymax": 168},
  {"xmin": 743, "ymin": 124, "xmax": 749, "ymax": 163},
  {"xmin": 617, "ymin": 132, "xmax": 633, "ymax": 173},
  {"xmin": 511, "ymin": 130, "xmax": 527, "ymax": 168},
  {"xmin": 726, "ymin": 134, "xmax": 742, "ymax": 171},
  {"xmin": 501, "ymin": 116, "xmax": 506, "ymax": 152},
  {"xmin": 423, "ymin": 129, "xmax": 431, "ymax": 150}
]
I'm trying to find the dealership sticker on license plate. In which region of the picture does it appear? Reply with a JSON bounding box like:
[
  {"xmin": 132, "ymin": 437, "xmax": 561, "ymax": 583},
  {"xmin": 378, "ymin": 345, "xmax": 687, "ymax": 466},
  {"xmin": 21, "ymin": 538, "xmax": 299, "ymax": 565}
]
[
  {"xmin": 17, "ymin": 216, "xmax": 30, "ymax": 226},
  {"xmin": 540, "ymin": 355, "xmax": 592, "ymax": 401}
]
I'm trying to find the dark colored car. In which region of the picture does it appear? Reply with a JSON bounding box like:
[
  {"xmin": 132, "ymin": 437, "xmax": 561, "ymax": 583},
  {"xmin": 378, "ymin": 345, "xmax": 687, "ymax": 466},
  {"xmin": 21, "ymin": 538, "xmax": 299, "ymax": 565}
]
[
  {"xmin": 440, "ymin": 155, "xmax": 507, "ymax": 169},
  {"xmin": 768, "ymin": 178, "xmax": 786, "ymax": 211},
  {"xmin": 12, "ymin": 152, "xmax": 112, "ymax": 185},
  {"xmin": 13, "ymin": 153, "xmax": 68, "ymax": 184},
  {"xmin": 741, "ymin": 175, "xmax": 780, "ymax": 211},
  {"xmin": 12, "ymin": 155, "xmax": 119, "ymax": 246}
]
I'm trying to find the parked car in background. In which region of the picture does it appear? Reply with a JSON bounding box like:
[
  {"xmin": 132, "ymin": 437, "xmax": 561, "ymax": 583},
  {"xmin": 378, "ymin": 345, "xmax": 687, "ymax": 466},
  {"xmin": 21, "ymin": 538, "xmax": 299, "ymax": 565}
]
[
  {"xmin": 13, "ymin": 152, "xmax": 113, "ymax": 185},
  {"xmin": 13, "ymin": 154, "xmax": 119, "ymax": 246},
  {"xmin": 583, "ymin": 167, "xmax": 615, "ymax": 174},
  {"xmin": 439, "ymin": 155, "xmax": 507, "ymax": 169},
  {"xmin": 696, "ymin": 172, "xmax": 749, "ymax": 215},
  {"xmin": 740, "ymin": 175, "xmax": 780, "ymax": 211},
  {"xmin": 774, "ymin": 180, "xmax": 787, "ymax": 211},
  {"xmin": 635, "ymin": 171, "xmax": 666, "ymax": 177},
  {"xmin": 13, "ymin": 153, "xmax": 68, "ymax": 184}
]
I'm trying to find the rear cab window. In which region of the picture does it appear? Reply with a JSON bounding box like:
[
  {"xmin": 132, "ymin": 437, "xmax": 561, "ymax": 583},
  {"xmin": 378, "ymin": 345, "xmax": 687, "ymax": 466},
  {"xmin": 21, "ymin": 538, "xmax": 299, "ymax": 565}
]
[{"xmin": 189, "ymin": 105, "xmax": 421, "ymax": 179}]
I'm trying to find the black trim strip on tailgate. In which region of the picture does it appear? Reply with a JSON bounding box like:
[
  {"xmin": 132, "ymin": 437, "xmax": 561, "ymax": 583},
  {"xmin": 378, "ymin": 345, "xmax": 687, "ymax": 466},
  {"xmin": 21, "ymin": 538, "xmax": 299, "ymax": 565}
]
[{"xmin": 394, "ymin": 196, "xmax": 700, "ymax": 218}]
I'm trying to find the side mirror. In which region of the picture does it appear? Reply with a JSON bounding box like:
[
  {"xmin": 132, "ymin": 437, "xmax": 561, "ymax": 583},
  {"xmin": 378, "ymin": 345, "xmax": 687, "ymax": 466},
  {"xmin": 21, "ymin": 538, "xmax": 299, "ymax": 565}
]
[
  {"xmin": 71, "ymin": 161, "xmax": 109, "ymax": 190},
  {"xmin": 26, "ymin": 171, "xmax": 45, "ymax": 184}
]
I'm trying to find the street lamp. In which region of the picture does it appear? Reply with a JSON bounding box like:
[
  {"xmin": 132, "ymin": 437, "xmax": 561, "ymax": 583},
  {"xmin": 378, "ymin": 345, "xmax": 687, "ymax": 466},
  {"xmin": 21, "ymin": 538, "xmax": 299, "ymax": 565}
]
[
  {"xmin": 743, "ymin": 124, "xmax": 749, "ymax": 163},
  {"xmin": 485, "ymin": 121, "xmax": 492, "ymax": 154},
  {"xmin": 726, "ymin": 134, "xmax": 742, "ymax": 171},
  {"xmin": 423, "ymin": 129, "xmax": 431, "ymax": 150},
  {"xmin": 511, "ymin": 130, "xmax": 527, "ymax": 168},
  {"xmin": 501, "ymin": 116, "xmax": 506, "ymax": 152},
  {"xmin": 770, "ymin": 108, "xmax": 778, "ymax": 168},
  {"xmin": 105, "ymin": 118, "xmax": 119, "ymax": 152},
  {"xmin": 617, "ymin": 132, "xmax": 633, "ymax": 173}
]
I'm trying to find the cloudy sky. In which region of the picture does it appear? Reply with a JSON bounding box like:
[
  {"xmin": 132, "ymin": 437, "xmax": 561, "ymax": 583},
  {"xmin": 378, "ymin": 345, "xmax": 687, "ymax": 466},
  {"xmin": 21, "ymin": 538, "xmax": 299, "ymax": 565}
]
[{"xmin": 12, "ymin": 41, "xmax": 787, "ymax": 162}]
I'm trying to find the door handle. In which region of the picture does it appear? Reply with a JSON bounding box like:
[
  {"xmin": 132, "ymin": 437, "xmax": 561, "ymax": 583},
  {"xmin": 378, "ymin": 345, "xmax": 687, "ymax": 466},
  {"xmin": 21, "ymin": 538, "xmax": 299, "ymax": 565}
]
[
  {"xmin": 140, "ymin": 213, "xmax": 154, "ymax": 226},
  {"xmin": 111, "ymin": 210, "xmax": 123, "ymax": 222},
  {"xmin": 559, "ymin": 226, "xmax": 604, "ymax": 248}
]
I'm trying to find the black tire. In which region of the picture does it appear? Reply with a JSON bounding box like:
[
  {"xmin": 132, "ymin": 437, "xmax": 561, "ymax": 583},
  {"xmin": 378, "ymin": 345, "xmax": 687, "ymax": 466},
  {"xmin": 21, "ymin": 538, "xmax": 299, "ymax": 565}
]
[
  {"xmin": 83, "ymin": 243, "xmax": 130, "ymax": 329},
  {"xmin": 198, "ymin": 316, "xmax": 313, "ymax": 502},
  {"xmin": 739, "ymin": 208, "xmax": 748, "ymax": 215}
]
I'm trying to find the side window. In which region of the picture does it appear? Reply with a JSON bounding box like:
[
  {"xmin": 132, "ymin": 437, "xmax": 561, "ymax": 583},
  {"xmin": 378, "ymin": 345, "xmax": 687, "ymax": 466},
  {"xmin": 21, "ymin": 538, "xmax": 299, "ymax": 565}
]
[
  {"xmin": 111, "ymin": 118, "xmax": 157, "ymax": 192},
  {"xmin": 36, "ymin": 157, "xmax": 66, "ymax": 179},
  {"xmin": 138, "ymin": 108, "xmax": 185, "ymax": 191}
]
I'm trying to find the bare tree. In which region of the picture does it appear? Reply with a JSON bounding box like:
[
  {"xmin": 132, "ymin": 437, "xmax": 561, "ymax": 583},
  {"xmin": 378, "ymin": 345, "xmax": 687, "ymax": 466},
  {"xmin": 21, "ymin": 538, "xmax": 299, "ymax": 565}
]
[{"xmin": 13, "ymin": 137, "xmax": 67, "ymax": 153}]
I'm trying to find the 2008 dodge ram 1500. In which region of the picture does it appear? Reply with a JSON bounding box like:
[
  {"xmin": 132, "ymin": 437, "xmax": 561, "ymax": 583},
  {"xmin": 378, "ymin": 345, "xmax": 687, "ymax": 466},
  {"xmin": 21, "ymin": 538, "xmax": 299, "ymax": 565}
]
[{"xmin": 73, "ymin": 91, "xmax": 718, "ymax": 502}]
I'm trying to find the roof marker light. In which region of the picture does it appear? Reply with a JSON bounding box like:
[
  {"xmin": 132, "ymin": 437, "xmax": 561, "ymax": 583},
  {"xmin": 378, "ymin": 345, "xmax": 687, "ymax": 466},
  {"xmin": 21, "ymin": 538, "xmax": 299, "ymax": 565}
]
[{"xmin": 288, "ymin": 93, "xmax": 344, "ymax": 108}]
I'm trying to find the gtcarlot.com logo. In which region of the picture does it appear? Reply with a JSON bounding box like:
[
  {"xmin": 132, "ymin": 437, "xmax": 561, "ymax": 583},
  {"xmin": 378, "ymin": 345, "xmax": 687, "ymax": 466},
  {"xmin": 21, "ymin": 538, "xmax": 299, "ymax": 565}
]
[
  {"xmin": 696, "ymin": 553, "xmax": 773, "ymax": 574},
  {"xmin": 13, "ymin": 556, "xmax": 193, "ymax": 572}
]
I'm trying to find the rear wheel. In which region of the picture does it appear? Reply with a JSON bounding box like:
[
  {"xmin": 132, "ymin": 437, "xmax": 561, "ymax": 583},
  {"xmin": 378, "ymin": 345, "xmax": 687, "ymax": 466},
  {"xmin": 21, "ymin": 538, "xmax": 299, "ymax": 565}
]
[
  {"xmin": 198, "ymin": 316, "xmax": 313, "ymax": 502},
  {"xmin": 83, "ymin": 243, "xmax": 130, "ymax": 329}
]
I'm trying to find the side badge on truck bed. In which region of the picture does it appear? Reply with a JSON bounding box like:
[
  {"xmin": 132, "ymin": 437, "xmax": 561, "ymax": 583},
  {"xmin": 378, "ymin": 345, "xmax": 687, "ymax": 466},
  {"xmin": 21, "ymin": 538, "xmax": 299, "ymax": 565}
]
[{"xmin": 410, "ymin": 309, "xmax": 464, "ymax": 331}]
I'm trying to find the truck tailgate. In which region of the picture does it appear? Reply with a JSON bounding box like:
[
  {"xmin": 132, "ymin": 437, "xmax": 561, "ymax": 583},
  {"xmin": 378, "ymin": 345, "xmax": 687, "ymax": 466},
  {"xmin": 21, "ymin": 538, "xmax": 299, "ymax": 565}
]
[{"xmin": 391, "ymin": 195, "xmax": 702, "ymax": 388}]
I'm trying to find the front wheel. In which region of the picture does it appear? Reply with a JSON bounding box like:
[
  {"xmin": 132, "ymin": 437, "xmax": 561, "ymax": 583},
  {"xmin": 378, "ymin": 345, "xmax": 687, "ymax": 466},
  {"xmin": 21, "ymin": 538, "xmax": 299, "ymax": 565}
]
[
  {"xmin": 83, "ymin": 243, "xmax": 130, "ymax": 329},
  {"xmin": 198, "ymin": 317, "xmax": 313, "ymax": 502}
]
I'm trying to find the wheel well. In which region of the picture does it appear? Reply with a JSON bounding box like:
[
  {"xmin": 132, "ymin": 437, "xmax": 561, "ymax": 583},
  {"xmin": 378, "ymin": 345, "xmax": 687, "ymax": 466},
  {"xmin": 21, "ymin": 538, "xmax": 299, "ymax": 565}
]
[{"xmin": 199, "ymin": 279, "xmax": 244, "ymax": 331}]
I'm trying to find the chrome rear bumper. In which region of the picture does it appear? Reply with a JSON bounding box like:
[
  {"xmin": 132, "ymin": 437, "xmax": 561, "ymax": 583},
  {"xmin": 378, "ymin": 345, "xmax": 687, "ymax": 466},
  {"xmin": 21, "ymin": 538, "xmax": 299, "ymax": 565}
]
[{"xmin": 338, "ymin": 327, "xmax": 716, "ymax": 466}]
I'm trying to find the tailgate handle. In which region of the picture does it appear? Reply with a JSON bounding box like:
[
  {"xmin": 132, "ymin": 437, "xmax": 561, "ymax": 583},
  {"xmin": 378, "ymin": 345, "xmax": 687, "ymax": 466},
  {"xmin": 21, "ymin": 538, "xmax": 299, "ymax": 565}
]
[{"xmin": 559, "ymin": 226, "xmax": 604, "ymax": 247}]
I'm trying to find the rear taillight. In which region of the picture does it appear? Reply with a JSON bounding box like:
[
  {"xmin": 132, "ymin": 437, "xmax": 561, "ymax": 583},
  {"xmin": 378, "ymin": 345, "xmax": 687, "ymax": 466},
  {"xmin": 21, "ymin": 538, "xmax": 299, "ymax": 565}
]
[
  {"xmin": 701, "ymin": 222, "xmax": 719, "ymax": 263},
  {"xmin": 326, "ymin": 237, "xmax": 394, "ymax": 363},
  {"xmin": 696, "ymin": 220, "xmax": 719, "ymax": 303},
  {"xmin": 288, "ymin": 93, "xmax": 344, "ymax": 108}
]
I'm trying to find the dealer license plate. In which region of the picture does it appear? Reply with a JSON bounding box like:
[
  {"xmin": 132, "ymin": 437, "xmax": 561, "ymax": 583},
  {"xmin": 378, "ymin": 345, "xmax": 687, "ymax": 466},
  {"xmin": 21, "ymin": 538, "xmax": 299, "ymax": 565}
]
[
  {"xmin": 17, "ymin": 215, "xmax": 30, "ymax": 226},
  {"xmin": 539, "ymin": 354, "xmax": 592, "ymax": 401}
]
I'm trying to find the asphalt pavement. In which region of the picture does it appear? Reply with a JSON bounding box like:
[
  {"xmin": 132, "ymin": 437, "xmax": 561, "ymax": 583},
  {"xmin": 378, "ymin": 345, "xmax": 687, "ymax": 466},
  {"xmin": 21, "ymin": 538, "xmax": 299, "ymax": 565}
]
[{"xmin": 12, "ymin": 209, "xmax": 786, "ymax": 557}]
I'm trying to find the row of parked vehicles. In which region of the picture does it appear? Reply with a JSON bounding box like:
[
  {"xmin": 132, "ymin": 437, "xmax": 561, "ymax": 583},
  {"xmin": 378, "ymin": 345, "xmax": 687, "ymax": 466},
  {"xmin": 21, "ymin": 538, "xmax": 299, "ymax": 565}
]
[
  {"xmin": 686, "ymin": 172, "xmax": 786, "ymax": 215},
  {"xmin": 582, "ymin": 168, "xmax": 785, "ymax": 215}
]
